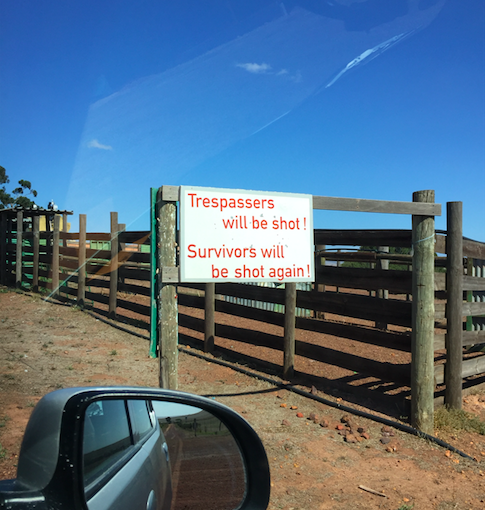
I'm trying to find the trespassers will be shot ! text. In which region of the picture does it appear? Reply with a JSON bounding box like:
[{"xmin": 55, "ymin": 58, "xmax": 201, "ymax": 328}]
[{"xmin": 187, "ymin": 192, "xmax": 274, "ymax": 211}]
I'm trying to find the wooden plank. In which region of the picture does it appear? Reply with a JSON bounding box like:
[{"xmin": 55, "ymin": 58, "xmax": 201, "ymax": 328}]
[
  {"xmin": 33, "ymin": 215, "xmax": 40, "ymax": 292},
  {"xmin": 0, "ymin": 213, "xmax": 6, "ymax": 285},
  {"xmin": 435, "ymin": 302, "xmax": 446, "ymax": 320},
  {"xmin": 462, "ymin": 302, "xmax": 485, "ymax": 316},
  {"xmin": 463, "ymin": 330, "xmax": 485, "ymax": 347},
  {"xmin": 77, "ymin": 214, "xmax": 87, "ymax": 307},
  {"xmin": 435, "ymin": 355, "xmax": 485, "ymax": 385},
  {"xmin": 314, "ymin": 229, "xmax": 412, "ymax": 247},
  {"xmin": 411, "ymin": 189, "xmax": 435, "ymax": 434},
  {"xmin": 205, "ymin": 283, "xmax": 215, "ymax": 353},
  {"xmin": 312, "ymin": 196, "xmax": 441, "ymax": 216},
  {"xmin": 118, "ymin": 230, "xmax": 151, "ymax": 244},
  {"xmin": 317, "ymin": 251, "xmax": 412, "ymax": 263},
  {"xmin": 178, "ymin": 293, "xmax": 205, "ymax": 310},
  {"xmin": 435, "ymin": 234, "xmax": 447, "ymax": 255},
  {"xmin": 59, "ymin": 232, "xmax": 80, "ymax": 241},
  {"xmin": 52, "ymin": 215, "xmax": 60, "ymax": 297},
  {"xmin": 315, "ymin": 266, "xmax": 412, "ymax": 294},
  {"xmin": 109, "ymin": 213, "xmax": 119, "ymax": 318},
  {"xmin": 283, "ymin": 283, "xmax": 296, "ymax": 379},
  {"xmin": 85, "ymin": 232, "xmax": 112, "ymax": 242},
  {"xmin": 157, "ymin": 189, "xmax": 178, "ymax": 390},
  {"xmin": 463, "ymin": 238, "xmax": 485, "ymax": 259},
  {"xmin": 60, "ymin": 246, "xmax": 109, "ymax": 259},
  {"xmin": 434, "ymin": 335, "xmax": 446, "ymax": 351},
  {"xmin": 117, "ymin": 251, "xmax": 150, "ymax": 264},
  {"xmin": 435, "ymin": 273, "xmax": 446, "ymax": 292},
  {"xmin": 161, "ymin": 185, "xmax": 180, "ymax": 202},
  {"xmin": 445, "ymin": 201, "xmax": 463, "ymax": 409},
  {"xmin": 376, "ymin": 246, "xmax": 389, "ymax": 329},
  {"xmin": 463, "ymin": 276, "xmax": 485, "ymax": 291},
  {"xmin": 16, "ymin": 211, "xmax": 23, "ymax": 288}
]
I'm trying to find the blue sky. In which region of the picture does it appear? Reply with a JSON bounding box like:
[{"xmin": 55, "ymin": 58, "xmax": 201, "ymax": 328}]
[{"xmin": 1, "ymin": 0, "xmax": 484, "ymax": 240}]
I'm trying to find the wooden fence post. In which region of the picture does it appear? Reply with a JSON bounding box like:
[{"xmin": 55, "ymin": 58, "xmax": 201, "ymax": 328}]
[
  {"xmin": 314, "ymin": 244, "xmax": 325, "ymax": 319},
  {"xmin": 109, "ymin": 212, "xmax": 119, "ymax": 318},
  {"xmin": 411, "ymin": 190, "xmax": 435, "ymax": 434},
  {"xmin": 77, "ymin": 214, "xmax": 87, "ymax": 307},
  {"xmin": 33, "ymin": 215, "xmax": 40, "ymax": 292},
  {"xmin": 16, "ymin": 211, "xmax": 23, "ymax": 288},
  {"xmin": 0, "ymin": 213, "xmax": 6, "ymax": 286},
  {"xmin": 205, "ymin": 283, "xmax": 215, "ymax": 353},
  {"xmin": 157, "ymin": 186, "xmax": 178, "ymax": 390},
  {"xmin": 51, "ymin": 215, "xmax": 60, "ymax": 297},
  {"xmin": 376, "ymin": 246, "xmax": 389, "ymax": 330},
  {"xmin": 118, "ymin": 223, "xmax": 126, "ymax": 288},
  {"xmin": 445, "ymin": 201, "xmax": 463, "ymax": 409},
  {"xmin": 283, "ymin": 282, "xmax": 297, "ymax": 379}
]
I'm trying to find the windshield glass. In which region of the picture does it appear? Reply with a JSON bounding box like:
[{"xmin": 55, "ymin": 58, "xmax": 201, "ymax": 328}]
[{"xmin": 1, "ymin": 0, "xmax": 483, "ymax": 237}]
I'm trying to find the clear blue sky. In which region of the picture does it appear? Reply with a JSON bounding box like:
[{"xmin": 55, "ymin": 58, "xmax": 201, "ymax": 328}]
[{"xmin": 1, "ymin": 0, "xmax": 484, "ymax": 240}]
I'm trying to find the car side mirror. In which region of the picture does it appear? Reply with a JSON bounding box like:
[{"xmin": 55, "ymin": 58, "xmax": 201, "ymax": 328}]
[{"xmin": 0, "ymin": 388, "xmax": 271, "ymax": 510}]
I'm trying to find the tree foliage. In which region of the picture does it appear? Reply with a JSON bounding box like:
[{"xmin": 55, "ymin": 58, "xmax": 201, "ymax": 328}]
[{"xmin": 0, "ymin": 166, "xmax": 38, "ymax": 209}]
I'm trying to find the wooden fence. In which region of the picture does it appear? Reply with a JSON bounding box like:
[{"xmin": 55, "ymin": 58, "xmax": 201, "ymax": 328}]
[
  {"xmin": 2, "ymin": 199, "xmax": 485, "ymax": 428},
  {"xmin": 0, "ymin": 209, "xmax": 152, "ymax": 332}
]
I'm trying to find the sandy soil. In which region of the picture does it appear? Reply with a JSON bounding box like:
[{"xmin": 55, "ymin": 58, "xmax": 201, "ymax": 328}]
[{"xmin": 1, "ymin": 288, "xmax": 485, "ymax": 509}]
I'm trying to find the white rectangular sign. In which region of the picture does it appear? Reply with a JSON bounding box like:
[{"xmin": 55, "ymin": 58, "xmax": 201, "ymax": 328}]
[{"xmin": 180, "ymin": 186, "xmax": 314, "ymax": 283}]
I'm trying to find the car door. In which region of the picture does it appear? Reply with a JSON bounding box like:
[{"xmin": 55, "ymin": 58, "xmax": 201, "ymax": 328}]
[{"xmin": 83, "ymin": 398, "xmax": 171, "ymax": 510}]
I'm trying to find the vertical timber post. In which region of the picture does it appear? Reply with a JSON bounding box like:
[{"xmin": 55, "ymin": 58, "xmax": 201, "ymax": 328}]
[
  {"xmin": 16, "ymin": 211, "xmax": 23, "ymax": 288},
  {"xmin": 283, "ymin": 282, "xmax": 297, "ymax": 379},
  {"xmin": 376, "ymin": 246, "xmax": 389, "ymax": 329},
  {"xmin": 77, "ymin": 214, "xmax": 87, "ymax": 307},
  {"xmin": 61, "ymin": 213, "xmax": 68, "ymax": 299},
  {"xmin": 205, "ymin": 283, "xmax": 215, "ymax": 353},
  {"xmin": 0, "ymin": 213, "xmax": 6, "ymax": 286},
  {"xmin": 33, "ymin": 215, "xmax": 40, "ymax": 292},
  {"xmin": 445, "ymin": 201, "xmax": 463, "ymax": 409},
  {"xmin": 411, "ymin": 190, "xmax": 435, "ymax": 434},
  {"xmin": 314, "ymin": 244, "xmax": 325, "ymax": 319},
  {"xmin": 157, "ymin": 186, "xmax": 179, "ymax": 390},
  {"xmin": 52, "ymin": 215, "xmax": 60, "ymax": 297},
  {"xmin": 109, "ymin": 212, "xmax": 119, "ymax": 318},
  {"xmin": 118, "ymin": 223, "xmax": 126, "ymax": 288}
]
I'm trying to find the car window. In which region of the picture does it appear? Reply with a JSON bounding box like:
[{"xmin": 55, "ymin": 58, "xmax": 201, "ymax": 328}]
[
  {"xmin": 83, "ymin": 400, "xmax": 133, "ymax": 487},
  {"xmin": 127, "ymin": 400, "xmax": 154, "ymax": 443}
]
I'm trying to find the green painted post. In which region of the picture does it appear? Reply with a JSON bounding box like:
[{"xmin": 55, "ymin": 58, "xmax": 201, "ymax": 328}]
[{"xmin": 149, "ymin": 187, "xmax": 158, "ymax": 358}]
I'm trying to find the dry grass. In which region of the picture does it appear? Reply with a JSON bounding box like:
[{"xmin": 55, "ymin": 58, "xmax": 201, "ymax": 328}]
[{"xmin": 434, "ymin": 405, "xmax": 485, "ymax": 435}]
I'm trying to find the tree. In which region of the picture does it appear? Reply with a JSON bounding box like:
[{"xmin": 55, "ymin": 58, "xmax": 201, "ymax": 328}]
[{"xmin": 0, "ymin": 166, "xmax": 38, "ymax": 209}]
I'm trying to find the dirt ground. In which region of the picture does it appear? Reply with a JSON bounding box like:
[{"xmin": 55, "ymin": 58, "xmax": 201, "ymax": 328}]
[{"xmin": 1, "ymin": 288, "xmax": 485, "ymax": 509}]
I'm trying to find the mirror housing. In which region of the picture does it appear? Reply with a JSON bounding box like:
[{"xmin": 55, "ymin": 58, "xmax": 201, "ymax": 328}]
[{"xmin": 0, "ymin": 387, "xmax": 271, "ymax": 510}]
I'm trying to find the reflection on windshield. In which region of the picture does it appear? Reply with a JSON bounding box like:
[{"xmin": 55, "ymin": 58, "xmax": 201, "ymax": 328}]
[{"xmin": 67, "ymin": 1, "xmax": 445, "ymax": 231}]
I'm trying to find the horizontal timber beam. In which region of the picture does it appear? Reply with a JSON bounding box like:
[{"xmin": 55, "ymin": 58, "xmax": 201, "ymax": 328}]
[{"xmin": 312, "ymin": 196, "xmax": 441, "ymax": 216}]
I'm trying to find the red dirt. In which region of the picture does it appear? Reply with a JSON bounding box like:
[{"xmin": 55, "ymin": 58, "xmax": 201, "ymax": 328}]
[{"xmin": 1, "ymin": 288, "xmax": 485, "ymax": 509}]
